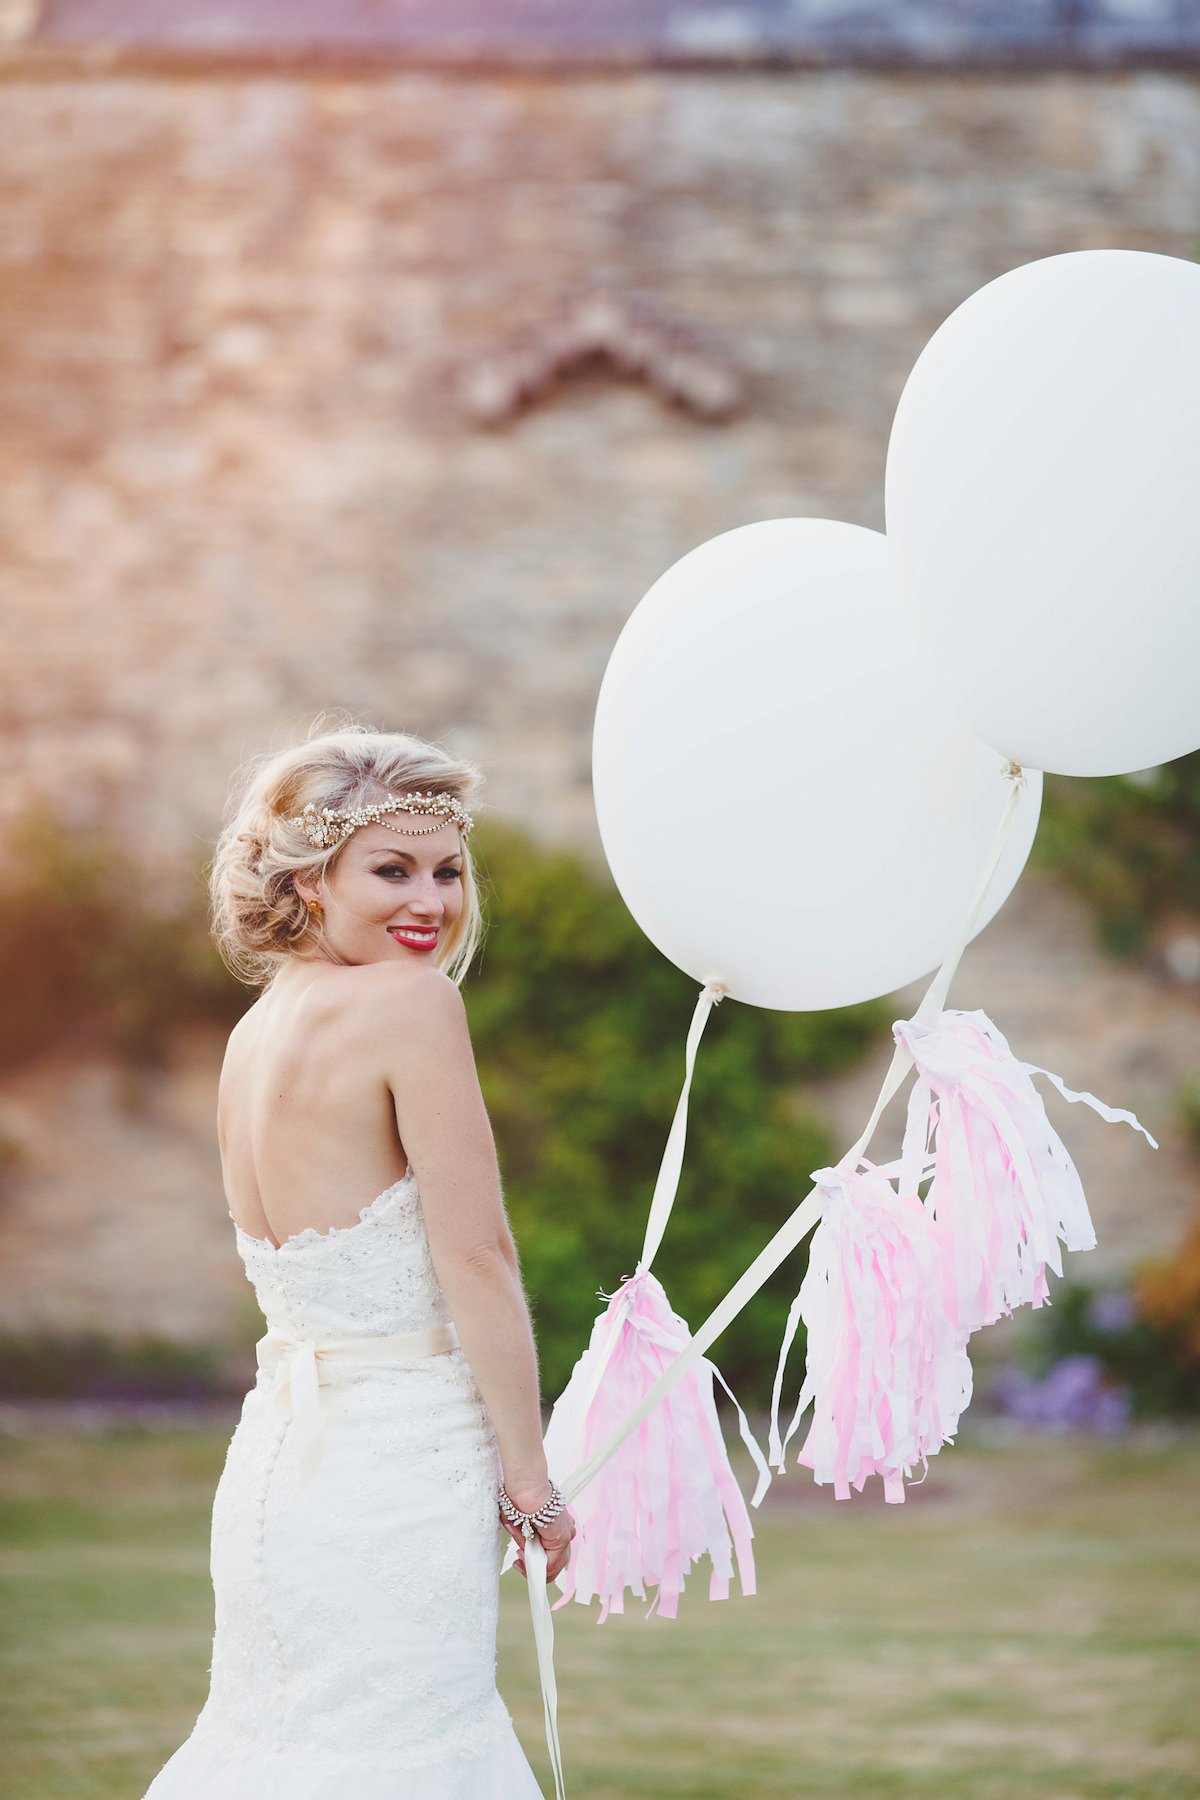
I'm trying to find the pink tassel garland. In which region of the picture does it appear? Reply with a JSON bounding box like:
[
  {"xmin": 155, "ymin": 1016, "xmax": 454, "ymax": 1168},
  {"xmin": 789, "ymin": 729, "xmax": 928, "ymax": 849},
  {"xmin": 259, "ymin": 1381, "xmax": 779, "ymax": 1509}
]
[
  {"xmin": 778, "ymin": 1165, "xmax": 973, "ymax": 1503},
  {"xmin": 894, "ymin": 1010, "xmax": 1156, "ymax": 1336},
  {"xmin": 541, "ymin": 1269, "xmax": 770, "ymax": 1620}
]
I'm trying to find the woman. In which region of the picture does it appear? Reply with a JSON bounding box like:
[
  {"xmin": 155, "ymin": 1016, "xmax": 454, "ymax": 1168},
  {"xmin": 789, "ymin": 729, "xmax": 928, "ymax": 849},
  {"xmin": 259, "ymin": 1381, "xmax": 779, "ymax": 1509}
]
[{"xmin": 142, "ymin": 722, "xmax": 575, "ymax": 1799}]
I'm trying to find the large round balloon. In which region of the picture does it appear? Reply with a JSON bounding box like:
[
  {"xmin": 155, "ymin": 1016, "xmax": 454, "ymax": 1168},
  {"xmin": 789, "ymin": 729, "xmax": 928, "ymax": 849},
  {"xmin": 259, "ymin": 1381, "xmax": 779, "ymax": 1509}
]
[
  {"xmin": 592, "ymin": 518, "xmax": 1042, "ymax": 1010},
  {"xmin": 886, "ymin": 248, "xmax": 1200, "ymax": 777}
]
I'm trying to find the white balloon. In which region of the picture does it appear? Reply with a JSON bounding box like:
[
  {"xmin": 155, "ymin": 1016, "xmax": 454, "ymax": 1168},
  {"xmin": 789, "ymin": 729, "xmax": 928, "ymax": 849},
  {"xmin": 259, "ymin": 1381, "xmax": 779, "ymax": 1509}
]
[
  {"xmin": 886, "ymin": 249, "xmax": 1200, "ymax": 777},
  {"xmin": 592, "ymin": 519, "xmax": 1042, "ymax": 1010}
]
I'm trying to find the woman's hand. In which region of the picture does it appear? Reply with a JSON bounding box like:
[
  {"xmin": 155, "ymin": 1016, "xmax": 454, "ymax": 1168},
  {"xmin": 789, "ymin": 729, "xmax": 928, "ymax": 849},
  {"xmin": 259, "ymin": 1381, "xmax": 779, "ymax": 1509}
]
[{"xmin": 500, "ymin": 1483, "xmax": 577, "ymax": 1584}]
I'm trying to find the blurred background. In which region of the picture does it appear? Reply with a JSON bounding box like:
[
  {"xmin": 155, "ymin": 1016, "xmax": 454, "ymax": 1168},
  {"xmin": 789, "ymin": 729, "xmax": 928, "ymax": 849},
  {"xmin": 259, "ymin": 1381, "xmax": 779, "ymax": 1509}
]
[{"xmin": 0, "ymin": 3, "xmax": 1198, "ymax": 1797}]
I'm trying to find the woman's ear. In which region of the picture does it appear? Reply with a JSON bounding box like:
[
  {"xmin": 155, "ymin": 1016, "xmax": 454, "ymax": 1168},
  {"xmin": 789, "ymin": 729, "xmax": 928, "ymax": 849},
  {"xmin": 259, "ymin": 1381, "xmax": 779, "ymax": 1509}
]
[{"xmin": 293, "ymin": 870, "xmax": 322, "ymax": 908}]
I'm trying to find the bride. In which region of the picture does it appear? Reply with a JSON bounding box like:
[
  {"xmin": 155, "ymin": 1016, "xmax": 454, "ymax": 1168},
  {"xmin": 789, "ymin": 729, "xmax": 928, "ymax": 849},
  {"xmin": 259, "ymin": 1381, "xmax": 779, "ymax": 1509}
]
[{"xmin": 141, "ymin": 722, "xmax": 575, "ymax": 1799}]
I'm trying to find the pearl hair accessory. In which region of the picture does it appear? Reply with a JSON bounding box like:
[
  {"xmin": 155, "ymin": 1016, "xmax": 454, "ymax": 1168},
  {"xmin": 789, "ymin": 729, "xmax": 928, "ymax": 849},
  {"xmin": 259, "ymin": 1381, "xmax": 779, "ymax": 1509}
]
[{"xmin": 291, "ymin": 792, "xmax": 475, "ymax": 851}]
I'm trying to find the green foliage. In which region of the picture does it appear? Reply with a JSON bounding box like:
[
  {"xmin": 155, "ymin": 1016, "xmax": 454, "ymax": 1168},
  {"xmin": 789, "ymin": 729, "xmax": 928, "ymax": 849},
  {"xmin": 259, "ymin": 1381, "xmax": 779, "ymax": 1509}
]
[
  {"xmin": 465, "ymin": 824, "xmax": 888, "ymax": 1404},
  {"xmin": 1033, "ymin": 753, "xmax": 1200, "ymax": 955},
  {"xmin": 1176, "ymin": 1070, "xmax": 1200, "ymax": 1157},
  {"xmin": 0, "ymin": 816, "xmax": 245, "ymax": 1071}
]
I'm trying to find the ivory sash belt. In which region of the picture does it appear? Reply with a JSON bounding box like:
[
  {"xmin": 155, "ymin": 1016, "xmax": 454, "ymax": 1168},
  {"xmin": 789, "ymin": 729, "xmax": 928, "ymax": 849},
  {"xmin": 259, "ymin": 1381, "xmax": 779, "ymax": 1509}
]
[{"xmin": 256, "ymin": 1323, "xmax": 460, "ymax": 1486}]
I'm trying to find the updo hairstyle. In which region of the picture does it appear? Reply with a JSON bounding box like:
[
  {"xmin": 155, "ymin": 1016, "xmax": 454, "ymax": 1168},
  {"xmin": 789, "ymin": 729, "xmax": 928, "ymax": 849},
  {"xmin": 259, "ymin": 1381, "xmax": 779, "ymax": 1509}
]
[{"xmin": 210, "ymin": 722, "xmax": 484, "ymax": 988}]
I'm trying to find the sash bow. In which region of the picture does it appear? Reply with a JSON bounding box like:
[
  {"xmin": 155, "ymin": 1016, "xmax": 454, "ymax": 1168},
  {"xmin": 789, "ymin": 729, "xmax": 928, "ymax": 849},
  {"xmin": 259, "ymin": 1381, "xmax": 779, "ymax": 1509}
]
[{"xmin": 256, "ymin": 1322, "xmax": 460, "ymax": 1486}]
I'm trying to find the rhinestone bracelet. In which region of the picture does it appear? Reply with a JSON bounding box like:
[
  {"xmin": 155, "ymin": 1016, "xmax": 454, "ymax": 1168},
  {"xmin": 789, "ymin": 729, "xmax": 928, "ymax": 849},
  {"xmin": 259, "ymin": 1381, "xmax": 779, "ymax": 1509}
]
[{"xmin": 498, "ymin": 1480, "xmax": 566, "ymax": 1540}]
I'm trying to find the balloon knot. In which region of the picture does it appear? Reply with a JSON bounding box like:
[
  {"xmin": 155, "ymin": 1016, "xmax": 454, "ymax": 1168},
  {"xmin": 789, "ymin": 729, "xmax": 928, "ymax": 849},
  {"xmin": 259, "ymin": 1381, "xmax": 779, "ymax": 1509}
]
[{"xmin": 1001, "ymin": 759, "xmax": 1025, "ymax": 786}]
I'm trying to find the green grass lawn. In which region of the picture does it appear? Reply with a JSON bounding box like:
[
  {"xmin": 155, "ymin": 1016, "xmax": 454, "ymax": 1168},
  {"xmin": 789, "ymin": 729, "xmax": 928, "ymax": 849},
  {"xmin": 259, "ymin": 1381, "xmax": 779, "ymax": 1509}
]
[{"xmin": 1, "ymin": 1426, "xmax": 1198, "ymax": 1799}]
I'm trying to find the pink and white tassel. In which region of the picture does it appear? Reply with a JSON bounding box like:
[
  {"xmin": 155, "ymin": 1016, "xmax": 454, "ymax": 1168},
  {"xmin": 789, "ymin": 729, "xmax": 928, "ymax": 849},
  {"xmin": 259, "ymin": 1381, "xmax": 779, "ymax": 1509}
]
[
  {"xmin": 542, "ymin": 1267, "xmax": 770, "ymax": 1618},
  {"xmin": 522, "ymin": 979, "xmax": 771, "ymax": 1622},
  {"xmin": 894, "ymin": 1009, "xmax": 1157, "ymax": 1335},
  {"xmin": 775, "ymin": 1164, "xmax": 973, "ymax": 1502}
]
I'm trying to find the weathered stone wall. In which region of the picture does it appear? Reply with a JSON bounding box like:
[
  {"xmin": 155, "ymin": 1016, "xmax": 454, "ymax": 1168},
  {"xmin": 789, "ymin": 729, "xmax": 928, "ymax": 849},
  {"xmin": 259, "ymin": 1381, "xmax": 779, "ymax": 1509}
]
[
  {"xmin": 1, "ymin": 64, "xmax": 1199, "ymax": 870},
  {"xmin": 1, "ymin": 61, "xmax": 1199, "ymax": 1339}
]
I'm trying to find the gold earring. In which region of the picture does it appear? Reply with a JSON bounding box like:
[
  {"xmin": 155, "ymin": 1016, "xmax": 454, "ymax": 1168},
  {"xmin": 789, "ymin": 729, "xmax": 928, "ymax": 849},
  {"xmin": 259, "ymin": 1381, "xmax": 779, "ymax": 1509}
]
[{"xmin": 306, "ymin": 898, "xmax": 323, "ymax": 924}]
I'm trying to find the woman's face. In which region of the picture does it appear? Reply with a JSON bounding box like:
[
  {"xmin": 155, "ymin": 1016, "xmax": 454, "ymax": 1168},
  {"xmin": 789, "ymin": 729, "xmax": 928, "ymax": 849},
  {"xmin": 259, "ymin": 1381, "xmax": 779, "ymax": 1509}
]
[{"xmin": 296, "ymin": 821, "xmax": 466, "ymax": 967}]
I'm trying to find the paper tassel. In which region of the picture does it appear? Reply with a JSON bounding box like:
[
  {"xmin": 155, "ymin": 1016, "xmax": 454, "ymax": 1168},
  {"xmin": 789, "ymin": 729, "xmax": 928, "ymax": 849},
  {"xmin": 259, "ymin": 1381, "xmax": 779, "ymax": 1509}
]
[
  {"xmin": 776, "ymin": 1165, "xmax": 973, "ymax": 1503},
  {"xmin": 541, "ymin": 1268, "xmax": 770, "ymax": 1620},
  {"xmin": 894, "ymin": 1009, "xmax": 1157, "ymax": 1335}
]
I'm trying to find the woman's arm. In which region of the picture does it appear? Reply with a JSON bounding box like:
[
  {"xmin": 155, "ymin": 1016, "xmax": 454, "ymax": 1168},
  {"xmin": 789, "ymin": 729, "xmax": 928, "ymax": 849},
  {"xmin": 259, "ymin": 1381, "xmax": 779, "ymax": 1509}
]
[{"xmin": 378, "ymin": 968, "xmax": 553, "ymax": 1508}]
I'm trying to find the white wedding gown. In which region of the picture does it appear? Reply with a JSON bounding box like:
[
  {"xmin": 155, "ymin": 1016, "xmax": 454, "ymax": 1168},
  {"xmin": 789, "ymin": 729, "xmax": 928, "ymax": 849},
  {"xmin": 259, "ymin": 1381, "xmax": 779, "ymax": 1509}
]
[{"xmin": 142, "ymin": 1170, "xmax": 545, "ymax": 1799}]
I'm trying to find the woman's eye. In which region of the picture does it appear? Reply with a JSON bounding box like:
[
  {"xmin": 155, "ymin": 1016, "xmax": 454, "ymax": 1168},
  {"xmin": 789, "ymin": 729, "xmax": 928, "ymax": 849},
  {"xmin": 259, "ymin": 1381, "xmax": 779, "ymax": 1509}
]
[{"xmin": 373, "ymin": 865, "xmax": 460, "ymax": 880}]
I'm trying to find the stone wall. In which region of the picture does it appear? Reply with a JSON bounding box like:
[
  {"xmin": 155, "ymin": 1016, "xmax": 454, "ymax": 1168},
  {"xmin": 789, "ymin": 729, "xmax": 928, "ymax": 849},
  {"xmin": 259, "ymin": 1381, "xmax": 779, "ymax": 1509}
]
[
  {"xmin": 1, "ymin": 60, "xmax": 1199, "ymax": 1339},
  {"xmin": 1, "ymin": 63, "xmax": 1199, "ymax": 872}
]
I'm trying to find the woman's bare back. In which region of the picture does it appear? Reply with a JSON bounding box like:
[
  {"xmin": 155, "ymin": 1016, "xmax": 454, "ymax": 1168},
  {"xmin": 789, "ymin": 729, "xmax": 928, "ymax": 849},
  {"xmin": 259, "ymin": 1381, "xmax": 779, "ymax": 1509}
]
[{"xmin": 217, "ymin": 958, "xmax": 434, "ymax": 1249}]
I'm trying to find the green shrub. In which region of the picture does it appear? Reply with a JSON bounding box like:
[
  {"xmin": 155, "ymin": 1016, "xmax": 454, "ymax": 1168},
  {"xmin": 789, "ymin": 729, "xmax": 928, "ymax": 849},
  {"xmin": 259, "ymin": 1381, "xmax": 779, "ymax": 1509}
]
[
  {"xmin": 1034, "ymin": 753, "xmax": 1200, "ymax": 955},
  {"xmin": 1177, "ymin": 1070, "xmax": 1200, "ymax": 1157},
  {"xmin": 465, "ymin": 825, "xmax": 887, "ymax": 1402}
]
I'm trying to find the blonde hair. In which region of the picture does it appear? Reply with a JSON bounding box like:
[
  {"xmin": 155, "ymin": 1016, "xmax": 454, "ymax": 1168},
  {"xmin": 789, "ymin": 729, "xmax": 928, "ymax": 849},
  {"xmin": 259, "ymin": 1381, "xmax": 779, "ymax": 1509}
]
[{"xmin": 210, "ymin": 720, "xmax": 484, "ymax": 988}]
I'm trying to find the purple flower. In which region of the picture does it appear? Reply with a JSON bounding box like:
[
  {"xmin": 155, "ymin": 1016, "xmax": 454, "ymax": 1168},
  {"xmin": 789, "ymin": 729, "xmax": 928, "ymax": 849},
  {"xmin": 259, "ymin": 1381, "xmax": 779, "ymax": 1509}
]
[
  {"xmin": 1088, "ymin": 1289, "xmax": 1137, "ymax": 1334},
  {"xmin": 989, "ymin": 1355, "xmax": 1130, "ymax": 1434}
]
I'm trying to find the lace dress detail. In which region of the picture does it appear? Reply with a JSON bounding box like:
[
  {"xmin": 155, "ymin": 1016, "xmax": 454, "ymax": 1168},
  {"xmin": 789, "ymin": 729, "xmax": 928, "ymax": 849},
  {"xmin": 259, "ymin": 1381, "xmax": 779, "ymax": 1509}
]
[{"xmin": 141, "ymin": 1173, "xmax": 544, "ymax": 1799}]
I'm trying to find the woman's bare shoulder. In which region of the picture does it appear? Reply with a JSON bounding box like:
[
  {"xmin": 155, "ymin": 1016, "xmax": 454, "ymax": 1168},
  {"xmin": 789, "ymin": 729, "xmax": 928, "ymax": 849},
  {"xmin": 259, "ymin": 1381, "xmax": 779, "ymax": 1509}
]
[
  {"xmin": 349, "ymin": 961, "xmax": 466, "ymax": 1032},
  {"xmin": 221, "ymin": 964, "xmax": 467, "ymax": 1074},
  {"xmin": 333, "ymin": 965, "xmax": 473, "ymax": 1091},
  {"xmin": 215, "ymin": 996, "xmax": 266, "ymax": 1148},
  {"xmin": 265, "ymin": 960, "xmax": 467, "ymax": 1048},
  {"xmin": 219, "ymin": 992, "xmax": 261, "ymax": 1065}
]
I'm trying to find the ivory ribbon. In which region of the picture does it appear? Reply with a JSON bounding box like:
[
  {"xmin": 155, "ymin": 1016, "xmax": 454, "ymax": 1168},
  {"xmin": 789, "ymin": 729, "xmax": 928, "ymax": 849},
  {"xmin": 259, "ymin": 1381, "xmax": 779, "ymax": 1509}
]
[
  {"xmin": 1020, "ymin": 1063, "xmax": 1159, "ymax": 1147},
  {"xmin": 256, "ymin": 1322, "xmax": 460, "ymax": 1487},
  {"xmin": 513, "ymin": 977, "xmax": 727, "ymax": 1794},
  {"xmin": 520, "ymin": 763, "xmax": 1030, "ymax": 1792},
  {"xmin": 639, "ymin": 978, "xmax": 727, "ymax": 1273},
  {"xmin": 523, "ymin": 1533, "xmax": 565, "ymax": 1800}
]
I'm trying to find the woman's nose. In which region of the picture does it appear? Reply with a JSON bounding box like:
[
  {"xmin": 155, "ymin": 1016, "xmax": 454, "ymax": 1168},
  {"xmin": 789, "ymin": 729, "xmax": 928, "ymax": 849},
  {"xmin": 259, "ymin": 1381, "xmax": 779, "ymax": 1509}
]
[{"xmin": 406, "ymin": 878, "xmax": 444, "ymax": 919}]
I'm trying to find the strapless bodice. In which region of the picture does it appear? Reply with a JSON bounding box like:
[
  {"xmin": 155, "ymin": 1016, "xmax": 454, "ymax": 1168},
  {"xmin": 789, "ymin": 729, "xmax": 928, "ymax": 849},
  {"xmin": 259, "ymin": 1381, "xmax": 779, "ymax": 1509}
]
[{"xmin": 232, "ymin": 1171, "xmax": 455, "ymax": 1342}]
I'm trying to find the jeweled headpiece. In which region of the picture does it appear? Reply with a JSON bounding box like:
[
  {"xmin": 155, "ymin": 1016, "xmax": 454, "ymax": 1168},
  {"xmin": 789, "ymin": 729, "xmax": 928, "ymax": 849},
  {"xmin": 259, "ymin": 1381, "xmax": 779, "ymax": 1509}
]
[{"xmin": 290, "ymin": 791, "xmax": 475, "ymax": 851}]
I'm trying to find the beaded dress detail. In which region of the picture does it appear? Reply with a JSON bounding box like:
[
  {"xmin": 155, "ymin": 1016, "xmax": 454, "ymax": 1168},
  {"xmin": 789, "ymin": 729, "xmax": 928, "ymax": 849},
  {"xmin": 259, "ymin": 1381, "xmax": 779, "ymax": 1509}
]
[{"xmin": 141, "ymin": 1170, "xmax": 544, "ymax": 1800}]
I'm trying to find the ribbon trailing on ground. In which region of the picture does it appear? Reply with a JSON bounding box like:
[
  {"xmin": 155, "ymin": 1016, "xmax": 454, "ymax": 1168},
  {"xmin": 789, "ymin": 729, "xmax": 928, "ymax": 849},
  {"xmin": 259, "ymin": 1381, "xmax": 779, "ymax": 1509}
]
[{"xmin": 522, "ymin": 1534, "xmax": 565, "ymax": 1800}]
